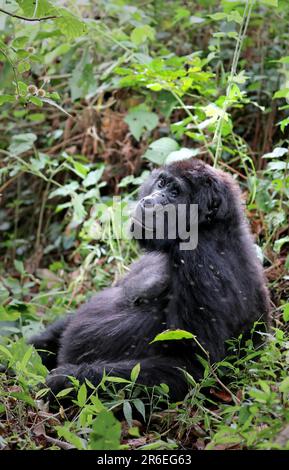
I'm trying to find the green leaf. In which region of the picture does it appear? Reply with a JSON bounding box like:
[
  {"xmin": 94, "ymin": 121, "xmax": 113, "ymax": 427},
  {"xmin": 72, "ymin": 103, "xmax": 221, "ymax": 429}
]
[
  {"xmin": 0, "ymin": 306, "xmax": 20, "ymax": 322},
  {"xmin": 88, "ymin": 410, "xmax": 121, "ymax": 450},
  {"xmin": 17, "ymin": 61, "xmax": 30, "ymax": 73},
  {"xmin": 123, "ymin": 401, "xmax": 133, "ymax": 427},
  {"xmin": 209, "ymin": 11, "xmax": 243, "ymax": 24},
  {"xmin": 77, "ymin": 383, "xmax": 87, "ymax": 407},
  {"xmin": 16, "ymin": 0, "xmax": 55, "ymax": 17},
  {"xmin": 279, "ymin": 117, "xmax": 289, "ymax": 132},
  {"xmin": 28, "ymin": 113, "xmax": 45, "ymax": 122},
  {"xmin": 151, "ymin": 329, "xmax": 196, "ymax": 343},
  {"xmin": 0, "ymin": 344, "xmax": 13, "ymax": 359},
  {"xmin": 133, "ymin": 399, "xmax": 146, "ymax": 421},
  {"xmin": 143, "ymin": 138, "xmax": 179, "ymax": 165},
  {"xmin": 125, "ymin": 106, "xmax": 158, "ymax": 141},
  {"xmin": 279, "ymin": 376, "xmax": 289, "ymax": 393},
  {"xmin": 118, "ymin": 175, "xmax": 142, "ymax": 188},
  {"xmin": 21, "ymin": 346, "xmax": 33, "ymax": 369},
  {"xmin": 72, "ymin": 194, "xmax": 86, "ymax": 225},
  {"xmin": 249, "ymin": 388, "xmax": 267, "ymax": 403},
  {"xmin": 41, "ymin": 98, "xmax": 72, "ymax": 117},
  {"xmin": 49, "ymin": 182, "xmax": 79, "ymax": 199},
  {"xmin": 267, "ymin": 161, "xmax": 287, "ymax": 171},
  {"xmin": 0, "ymin": 95, "xmax": 15, "ymax": 105},
  {"xmin": 130, "ymin": 25, "xmax": 155, "ymax": 46},
  {"xmin": 130, "ymin": 363, "xmax": 140, "ymax": 382},
  {"xmin": 57, "ymin": 425, "xmax": 85, "ymax": 449},
  {"xmin": 55, "ymin": 9, "xmax": 87, "ymax": 40},
  {"xmin": 189, "ymin": 16, "xmax": 205, "ymax": 24},
  {"xmin": 8, "ymin": 133, "xmax": 37, "ymax": 155},
  {"xmin": 44, "ymin": 44, "xmax": 71, "ymax": 65},
  {"xmin": 277, "ymin": 56, "xmax": 289, "ymax": 64},
  {"xmin": 128, "ymin": 426, "xmax": 140, "ymax": 437},
  {"xmin": 209, "ymin": 12, "xmax": 228, "ymax": 21},
  {"xmin": 83, "ymin": 168, "xmax": 104, "ymax": 187},
  {"xmin": 165, "ymin": 147, "xmax": 199, "ymax": 164},
  {"xmin": 29, "ymin": 96, "xmax": 43, "ymax": 107},
  {"xmin": 262, "ymin": 147, "xmax": 288, "ymax": 159},
  {"xmin": 258, "ymin": 0, "xmax": 278, "ymax": 6},
  {"xmin": 273, "ymin": 236, "xmax": 289, "ymax": 254},
  {"xmin": 104, "ymin": 376, "xmax": 131, "ymax": 384},
  {"xmin": 14, "ymin": 260, "xmax": 25, "ymax": 275},
  {"xmin": 273, "ymin": 88, "xmax": 289, "ymax": 99},
  {"xmin": 72, "ymin": 161, "xmax": 89, "ymax": 179},
  {"xmin": 11, "ymin": 391, "xmax": 36, "ymax": 407},
  {"xmin": 159, "ymin": 383, "xmax": 170, "ymax": 394},
  {"xmin": 89, "ymin": 395, "xmax": 106, "ymax": 412},
  {"xmin": 56, "ymin": 387, "xmax": 74, "ymax": 398},
  {"xmin": 282, "ymin": 304, "xmax": 289, "ymax": 322}
]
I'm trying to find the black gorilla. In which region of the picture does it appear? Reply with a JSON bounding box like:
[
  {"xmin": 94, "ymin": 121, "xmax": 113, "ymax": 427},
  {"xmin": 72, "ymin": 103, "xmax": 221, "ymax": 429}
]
[{"xmin": 30, "ymin": 159, "xmax": 270, "ymax": 401}]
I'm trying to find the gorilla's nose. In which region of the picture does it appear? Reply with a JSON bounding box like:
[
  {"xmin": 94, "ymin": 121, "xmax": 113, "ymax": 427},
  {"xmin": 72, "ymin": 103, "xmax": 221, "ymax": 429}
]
[{"xmin": 141, "ymin": 196, "xmax": 154, "ymax": 207}]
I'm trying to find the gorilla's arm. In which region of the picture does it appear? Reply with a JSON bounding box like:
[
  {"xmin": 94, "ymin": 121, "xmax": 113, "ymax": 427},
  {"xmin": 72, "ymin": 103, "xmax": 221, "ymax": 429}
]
[
  {"xmin": 46, "ymin": 356, "xmax": 189, "ymax": 402},
  {"xmin": 28, "ymin": 316, "xmax": 71, "ymax": 369},
  {"xmin": 118, "ymin": 252, "xmax": 170, "ymax": 301}
]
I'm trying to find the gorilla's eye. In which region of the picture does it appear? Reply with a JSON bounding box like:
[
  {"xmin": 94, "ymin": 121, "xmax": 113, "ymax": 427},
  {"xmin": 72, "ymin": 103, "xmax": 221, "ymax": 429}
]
[
  {"xmin": 170, "ymin": 188, "xmax": 179, "ymax": 198},
  {"xmin": 133, "ymin": 297, "xmax": 143, "ymax": 306},
  {"xmin": 157, "ymin": 177, "xmax": 165, "ymax": 189}
]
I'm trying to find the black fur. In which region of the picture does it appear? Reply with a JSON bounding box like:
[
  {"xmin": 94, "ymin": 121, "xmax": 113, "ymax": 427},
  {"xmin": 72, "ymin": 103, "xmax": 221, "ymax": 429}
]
[{"xmin": 29, "ymin": 159, "xmax": 270, "ymax": 401}]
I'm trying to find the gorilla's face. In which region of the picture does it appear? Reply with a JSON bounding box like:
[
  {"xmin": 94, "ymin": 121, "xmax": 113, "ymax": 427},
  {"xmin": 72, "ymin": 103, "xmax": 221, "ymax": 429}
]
[
  {"xmin": 139, "ymin": 170, "xmax": 191, "ymax": 208},
  {"xmin": 131, "ymin": 159, "xmax": 238, "ymax": 250},
  {"xmin": 131, "ymin": 166, "xmax": 191, "ymax": 247}
]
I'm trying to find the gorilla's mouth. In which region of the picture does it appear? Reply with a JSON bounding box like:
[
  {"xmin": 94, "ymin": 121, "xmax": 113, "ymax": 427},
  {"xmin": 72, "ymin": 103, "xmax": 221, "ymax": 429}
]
[{"xmin": 131, "ymin": 203, "xmax": 167, "ymax": 232}]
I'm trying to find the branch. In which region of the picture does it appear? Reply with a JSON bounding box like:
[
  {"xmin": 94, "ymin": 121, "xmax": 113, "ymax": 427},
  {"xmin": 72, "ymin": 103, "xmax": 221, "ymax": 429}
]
[{"xmin": 0, "ymin": 7, "xmax": 57, "ymax": 21}]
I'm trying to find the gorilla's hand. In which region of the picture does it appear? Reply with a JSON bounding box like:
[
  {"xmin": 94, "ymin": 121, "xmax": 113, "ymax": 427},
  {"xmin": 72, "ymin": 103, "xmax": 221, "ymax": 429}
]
[
  {"xmin": 46, "ymin": 364, "xmax": 81, "ymax": 396},
  {"xmin": 120, "ymin": 252, "xmax": 170, "ymax": 301}
]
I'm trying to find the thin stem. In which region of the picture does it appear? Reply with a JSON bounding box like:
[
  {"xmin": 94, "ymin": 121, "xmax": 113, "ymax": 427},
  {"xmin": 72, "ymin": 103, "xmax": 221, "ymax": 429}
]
[
  {"xmin": 35, "ymin": 181, "xmax": 51, "ymax": 251},
  {"xmin": 33, "ymin": 1, "xmax": 39, "ymax": 19},
  {"xmin": 213, "ymin": 0, "xmax": 255, "ymax": 167},
  {"xmin": 0, "ymin": 7, "xmax": 57, "ymax": 21},
  {"xmin": 171, "ymin": 90, "xmax": 215, "ymax": 162}
]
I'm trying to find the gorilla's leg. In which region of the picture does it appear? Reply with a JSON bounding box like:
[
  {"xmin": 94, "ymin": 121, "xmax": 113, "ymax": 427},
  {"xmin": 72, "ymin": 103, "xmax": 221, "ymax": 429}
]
[
  {"xmin": 46, "ymin": 357, "xmax": 189, "ymax": 402},
  {"xmin": 29, "ymin": 316, "xmax": 71, "ymax": 370}
]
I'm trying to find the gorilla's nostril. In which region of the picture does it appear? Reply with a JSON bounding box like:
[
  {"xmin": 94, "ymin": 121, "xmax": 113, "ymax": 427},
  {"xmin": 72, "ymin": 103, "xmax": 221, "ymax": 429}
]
[{"xmin": 142, "ymin": 198, "xmax": 153, "ymax": 207}]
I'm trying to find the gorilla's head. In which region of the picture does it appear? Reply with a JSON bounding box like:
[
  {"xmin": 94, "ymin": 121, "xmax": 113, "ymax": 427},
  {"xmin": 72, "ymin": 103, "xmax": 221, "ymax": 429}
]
[{"xmin": 131, "ymin": 158, "xmax": 241, "ymax": 251}]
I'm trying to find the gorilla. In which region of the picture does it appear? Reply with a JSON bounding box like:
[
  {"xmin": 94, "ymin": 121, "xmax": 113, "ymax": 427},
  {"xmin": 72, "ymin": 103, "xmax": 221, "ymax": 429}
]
[{"xmin": 29, "ymin": 158, "xmax": 270, "ymax": 401}]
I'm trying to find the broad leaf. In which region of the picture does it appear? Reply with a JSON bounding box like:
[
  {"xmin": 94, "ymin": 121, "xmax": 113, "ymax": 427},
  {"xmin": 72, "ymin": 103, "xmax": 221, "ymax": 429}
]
[
  {"xmin": 165, "ymin": 147, "xmax": 199, "ymax": 164},
  {"xmin": 143, "ymin": 138, "xmax": 179, "ymax": 165},
  {"xmin": 88, "ymin": 410, "xmax": 121, "ymax": 450},
  {"xmin": 125, "ymin": 106, "xmax": 158, "ymax": 141},
  {"xmin": 151, "ymin": 329, "xmax": 196, "ymax": 343},
  {"xmin": 131, "ymin": 25, "xmax": 155, "ymax": 45},
  {"xmin": 8, "ymin": 133, "xmax": 37, "ymax": 155}
]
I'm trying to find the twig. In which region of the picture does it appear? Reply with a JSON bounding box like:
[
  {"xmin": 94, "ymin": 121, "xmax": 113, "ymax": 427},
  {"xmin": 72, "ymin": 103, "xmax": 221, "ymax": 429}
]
[
  {"xmin": 193, "ymin": 337, "xmax": 241, "ymax": 405},
  {"xmin": 210, "ymin": 365, "xmax": 241, "ymax": 405},
  {"xmin": 41, "ymin": 435, "xmax": 75, "ymax": 450},
  {"xmin": 0, "ymin": 173, "xmax": 22, "ymax": 194},
  {"xmin": 218, "ymin": 161, "xmax": 247, "ymax": 180},
  {"xmin": 0, "ymin": 7, "xmax": 57, "ymax": 22},
  {"xmin": 44, "ymin": 133, "xmax": 84, "ymax": 154}
]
